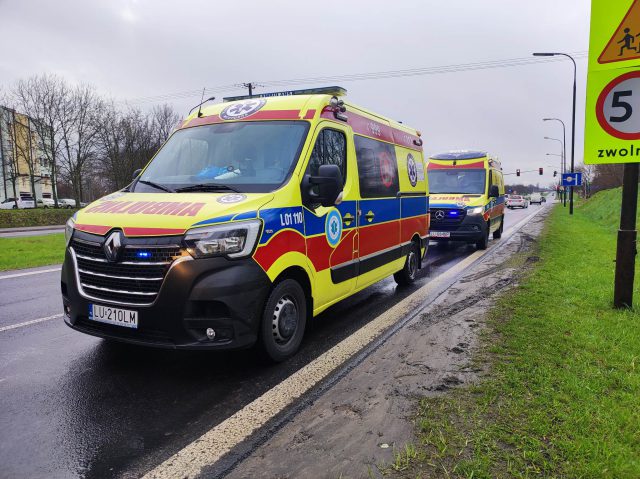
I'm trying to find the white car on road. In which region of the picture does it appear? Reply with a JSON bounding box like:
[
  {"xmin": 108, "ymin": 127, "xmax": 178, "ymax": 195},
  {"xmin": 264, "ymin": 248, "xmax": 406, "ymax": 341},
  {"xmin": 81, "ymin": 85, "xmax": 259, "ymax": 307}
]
[
  {"xmin": 506, "ymin": 195, "xmax": 529, "ymax": 209},
  {"xmin": 0, "ymin": 197, "xmax": 36, "ymax": 209},
  {"xmin": 529, "ymin": 193, "xmax": 543, "ymax": 205}
]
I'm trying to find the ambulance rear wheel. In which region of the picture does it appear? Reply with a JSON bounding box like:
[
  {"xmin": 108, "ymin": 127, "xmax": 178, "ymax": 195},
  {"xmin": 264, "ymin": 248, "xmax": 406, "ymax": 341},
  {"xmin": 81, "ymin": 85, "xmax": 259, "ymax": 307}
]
[
  {"xmin": 476, "ymin": 223, "xmax": 490, "ymax": 250},
  {"xmin": 259, "ymin": 279, "xmax": 307, "ymax": 362},
  {"xmin": 394, "ymin": 242, "xmax": 420, "ymax": 286}
]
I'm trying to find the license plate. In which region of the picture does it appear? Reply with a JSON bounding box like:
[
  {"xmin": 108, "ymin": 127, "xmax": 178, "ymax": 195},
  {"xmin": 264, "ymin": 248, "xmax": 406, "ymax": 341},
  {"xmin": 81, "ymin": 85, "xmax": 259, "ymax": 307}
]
[
  {"xmin": 89, "ymin": 304, "xmax": 138, "ymax": 329},
  {"xmin": 429, "ymin": 231, "xmax": 451, "ymax": 238}
]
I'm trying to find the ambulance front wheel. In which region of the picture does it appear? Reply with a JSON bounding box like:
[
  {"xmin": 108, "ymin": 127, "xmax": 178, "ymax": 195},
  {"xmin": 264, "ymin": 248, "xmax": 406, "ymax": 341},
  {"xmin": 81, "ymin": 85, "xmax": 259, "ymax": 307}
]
[
  {"xmin": 493, "ymin": 215, "xmax": 504, "ymax": 240},
  {"xmin": 259, "ymin": 278, "xmax": 307, "ymax": 362},
  {"xmin": 476, "ymin": 222, "xmax": 490, "ymax": 250},
  {"xmin": 394, "ymin": 242, "xmax": 420, "ymax": 286}
]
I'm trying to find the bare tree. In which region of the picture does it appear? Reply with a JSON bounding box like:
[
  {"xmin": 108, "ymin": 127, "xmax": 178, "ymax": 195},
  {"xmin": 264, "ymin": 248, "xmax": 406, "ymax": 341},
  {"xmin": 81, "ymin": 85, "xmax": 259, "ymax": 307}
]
[
  {"xmin": 151, "ymin": 104, "xmax": 181, "ymax": 144},
  {"xmin": 12, "ymin": 74, "xmax": 69, "ymax": 207},
  {"xmin": 591, "ymin": 164, "xmax": 625, "ymax": 192},
  {"xmin": 94, "ymin": 103, "xmax": 180, "ymax": 192},
  {"xmin": 58, "ymin": 84, "xmax": 101, "ymax": 207}
]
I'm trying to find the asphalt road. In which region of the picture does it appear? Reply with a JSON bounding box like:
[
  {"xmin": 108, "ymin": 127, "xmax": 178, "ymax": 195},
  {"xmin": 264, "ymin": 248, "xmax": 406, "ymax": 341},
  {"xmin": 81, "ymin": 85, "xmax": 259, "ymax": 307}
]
[{"xmin": 0, "ymin": 205, "xmax": 544, "ymax": 479}]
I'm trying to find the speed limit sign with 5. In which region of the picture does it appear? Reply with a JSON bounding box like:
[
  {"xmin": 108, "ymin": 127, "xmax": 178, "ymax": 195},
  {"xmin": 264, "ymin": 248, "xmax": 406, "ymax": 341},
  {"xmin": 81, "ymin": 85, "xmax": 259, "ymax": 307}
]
[{"xmin": 585, "ymin": 0, "xmax": 640, "ymax": 163}]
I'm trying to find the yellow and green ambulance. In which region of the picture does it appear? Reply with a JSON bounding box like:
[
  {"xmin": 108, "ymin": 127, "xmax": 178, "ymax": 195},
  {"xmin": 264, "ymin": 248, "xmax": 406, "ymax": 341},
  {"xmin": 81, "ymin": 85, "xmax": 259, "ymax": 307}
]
[
  {"xmin": 61, "ymin": 87, "xmax": 429, "ymax": 361},
  {"xmin": 427, "ymin": 151, "xmax": 505, "ymax": 249}
]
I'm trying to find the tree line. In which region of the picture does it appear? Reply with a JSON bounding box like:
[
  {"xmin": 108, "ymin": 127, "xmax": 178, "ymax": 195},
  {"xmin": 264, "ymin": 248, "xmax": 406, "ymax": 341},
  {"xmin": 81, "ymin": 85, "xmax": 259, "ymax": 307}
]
[{"xmin": 3, "ymin": 74, "xmax": 180, "ymax": 207}]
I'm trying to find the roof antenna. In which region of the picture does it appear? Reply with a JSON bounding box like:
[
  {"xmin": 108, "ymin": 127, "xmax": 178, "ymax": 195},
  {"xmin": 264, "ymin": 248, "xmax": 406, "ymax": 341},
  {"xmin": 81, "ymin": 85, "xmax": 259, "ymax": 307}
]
[
  {"xmin": 197, "ymin": 88, "xmax": 206, "ymax": 117},
  {"xmin": 188, "ymin": 91, "xmax": 216, "ymax": 117}
]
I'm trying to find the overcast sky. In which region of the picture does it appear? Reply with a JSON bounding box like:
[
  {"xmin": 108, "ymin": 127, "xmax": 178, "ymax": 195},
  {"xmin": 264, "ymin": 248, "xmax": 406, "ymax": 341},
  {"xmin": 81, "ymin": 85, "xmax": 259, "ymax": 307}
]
[{"xmin": 0, "ymin": 0, "xmax": 590, "ymax": 186}]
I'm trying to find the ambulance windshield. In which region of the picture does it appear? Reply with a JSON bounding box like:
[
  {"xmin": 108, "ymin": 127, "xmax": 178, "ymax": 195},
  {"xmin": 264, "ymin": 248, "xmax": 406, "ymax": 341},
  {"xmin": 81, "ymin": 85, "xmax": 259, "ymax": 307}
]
[
  {"xmin": 135, "ymin": 121, "xmax": 309, "ymax": 193},
  {"xmin": 428, "ymin": 169, "xmax": 486, "ymax": 195}
]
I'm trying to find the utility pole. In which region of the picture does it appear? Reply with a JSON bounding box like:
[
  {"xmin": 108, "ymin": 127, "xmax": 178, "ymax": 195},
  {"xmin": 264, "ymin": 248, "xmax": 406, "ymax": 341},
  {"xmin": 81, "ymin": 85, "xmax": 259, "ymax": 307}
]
[
  {"xmin": 614, "ymin": 163, "xmax": 639, "ymax": 308},
  {"xmin": 242, "ymin": 82, "xmax": 257, "ymax": 97}
]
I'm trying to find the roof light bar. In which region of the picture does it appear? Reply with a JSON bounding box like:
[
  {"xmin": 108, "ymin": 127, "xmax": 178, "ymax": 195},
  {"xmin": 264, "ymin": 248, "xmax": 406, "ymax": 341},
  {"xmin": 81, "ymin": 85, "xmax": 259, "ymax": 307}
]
[{"xmin": 223, "ymin": 86, "xmax": 347, "ymax": 102}]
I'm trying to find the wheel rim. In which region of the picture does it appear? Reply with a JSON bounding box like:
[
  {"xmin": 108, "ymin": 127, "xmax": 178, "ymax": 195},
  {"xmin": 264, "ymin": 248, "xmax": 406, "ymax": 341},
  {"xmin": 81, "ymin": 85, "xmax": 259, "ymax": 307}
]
[
  {"xmin": 407, "ymin": 250, "xmax": 418, "ymax": 279},
  {"xmin": 272, "ymin": 295, "xmax": 298, "ymax": 345}
]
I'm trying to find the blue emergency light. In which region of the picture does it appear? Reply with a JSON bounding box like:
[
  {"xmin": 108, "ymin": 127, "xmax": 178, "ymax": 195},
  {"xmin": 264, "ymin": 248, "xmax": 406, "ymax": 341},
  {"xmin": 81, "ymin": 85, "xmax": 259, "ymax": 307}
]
[
  {"xmin": 136, "ymin": 251, "xmax": 152, "ymax": 259},
  {"xmin": 449, "ymin": 211, "xmax": 460, "ymax": 217}
]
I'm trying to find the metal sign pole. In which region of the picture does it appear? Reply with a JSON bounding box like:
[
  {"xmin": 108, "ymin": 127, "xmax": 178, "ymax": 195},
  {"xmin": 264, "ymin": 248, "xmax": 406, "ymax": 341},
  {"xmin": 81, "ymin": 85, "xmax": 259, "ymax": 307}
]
[{"xmin": 614, "ymin": 162, "xmax": 639, "ymax": 308}]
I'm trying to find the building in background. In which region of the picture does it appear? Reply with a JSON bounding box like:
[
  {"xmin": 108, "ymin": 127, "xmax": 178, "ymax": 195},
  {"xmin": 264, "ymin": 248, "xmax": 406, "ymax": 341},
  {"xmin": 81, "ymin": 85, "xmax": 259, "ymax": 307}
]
[{"xmin": 0, "ymin": 105, "xmax": 54, "ymax": 203}]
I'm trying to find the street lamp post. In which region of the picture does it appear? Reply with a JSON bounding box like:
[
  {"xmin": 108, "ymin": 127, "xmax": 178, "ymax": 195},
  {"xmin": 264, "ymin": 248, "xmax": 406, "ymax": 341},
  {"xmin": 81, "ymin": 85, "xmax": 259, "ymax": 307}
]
[
  {"xmin": 546, "ymin": 153, "xmax": 564, "ymax": 199},
  {"xmin": 534, "ymin": 52, "xmax": 577, "ymax": 215},
  {"xmin": 544, "ymin": 136, "xmax": 566, "ymax": 206},
  {"xmin": 543, "ymin": 118, "xmax": 567, "ymax": 205}
]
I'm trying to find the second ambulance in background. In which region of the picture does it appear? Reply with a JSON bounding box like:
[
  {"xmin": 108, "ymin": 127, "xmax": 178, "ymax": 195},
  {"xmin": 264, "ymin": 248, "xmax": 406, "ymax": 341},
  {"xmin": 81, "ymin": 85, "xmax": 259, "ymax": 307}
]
[{"xmin": 427, "ymin": 150, "xmax": 505, "ymax": 249}]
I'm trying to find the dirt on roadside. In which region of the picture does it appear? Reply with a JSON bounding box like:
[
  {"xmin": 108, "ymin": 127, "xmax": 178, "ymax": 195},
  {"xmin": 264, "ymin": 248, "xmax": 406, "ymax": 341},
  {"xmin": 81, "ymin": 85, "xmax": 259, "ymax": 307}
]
[{"xmin": 226, "ymin": 209, "xmax": 551, "ymax": 479}]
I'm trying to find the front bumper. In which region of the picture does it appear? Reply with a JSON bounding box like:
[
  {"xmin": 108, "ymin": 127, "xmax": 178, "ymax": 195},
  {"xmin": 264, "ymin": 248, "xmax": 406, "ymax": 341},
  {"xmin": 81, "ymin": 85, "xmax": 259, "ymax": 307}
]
[
  {"xmin": 429, "ymin": 212, "xmax": 487, "ymax": 243},
  {"xmin": 61, "ymin": 247, "xmax": 272, "ymax": 350}
]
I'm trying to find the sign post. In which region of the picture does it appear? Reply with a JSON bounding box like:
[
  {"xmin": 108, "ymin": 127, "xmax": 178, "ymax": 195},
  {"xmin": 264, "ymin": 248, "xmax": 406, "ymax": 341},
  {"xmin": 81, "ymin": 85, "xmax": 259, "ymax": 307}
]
[{"xmin": 585, "ymin": 0, "xmax": 640, "ymax": 308}]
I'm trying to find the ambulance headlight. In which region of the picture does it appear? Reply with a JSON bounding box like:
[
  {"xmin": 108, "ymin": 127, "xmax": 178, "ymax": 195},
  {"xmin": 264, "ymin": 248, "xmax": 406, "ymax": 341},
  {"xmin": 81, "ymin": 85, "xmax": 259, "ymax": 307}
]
[
  {"xmin": 65, "ymin": 217, "xmax": 75, "ymax": 246},
  {"xmin": 467, "ymin": 206, "xmax": 484, "ymax": 215},
  {"xmin": 184, "ymin": 220, "xmax": 262, "ymax": 259}
]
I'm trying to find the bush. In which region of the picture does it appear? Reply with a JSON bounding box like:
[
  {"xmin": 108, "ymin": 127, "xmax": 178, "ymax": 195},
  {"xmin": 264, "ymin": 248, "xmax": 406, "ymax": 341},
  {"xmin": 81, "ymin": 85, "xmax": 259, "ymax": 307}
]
[{"xmin": 0, "ymin": 208, "xmax": 78, "ymax": 228}]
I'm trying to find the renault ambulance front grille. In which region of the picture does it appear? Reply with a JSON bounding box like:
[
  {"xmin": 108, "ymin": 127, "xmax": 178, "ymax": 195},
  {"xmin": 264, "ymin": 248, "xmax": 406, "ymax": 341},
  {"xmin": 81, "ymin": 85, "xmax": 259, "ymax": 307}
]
[{"xmin": 70, "ymin": 238, "xmax": 185, "ymax": 306}]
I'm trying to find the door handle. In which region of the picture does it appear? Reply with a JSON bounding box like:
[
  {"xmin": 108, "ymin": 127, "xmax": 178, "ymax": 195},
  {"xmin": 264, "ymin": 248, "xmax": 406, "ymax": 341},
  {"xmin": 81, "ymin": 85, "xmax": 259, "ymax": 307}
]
[
  {"xmin": 365, "ymin": 210, "xmax": 375, "ymax": 223},
  {"xmin": 343, "ymin": 213, "xmax": 354, "ymax": 226}
]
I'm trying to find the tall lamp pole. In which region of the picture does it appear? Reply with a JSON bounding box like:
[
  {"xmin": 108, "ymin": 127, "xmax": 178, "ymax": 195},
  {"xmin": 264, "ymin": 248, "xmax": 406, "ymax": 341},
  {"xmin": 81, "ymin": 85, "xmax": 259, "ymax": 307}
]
[
  {"xmin": 543, "ymin": 118, "xmax": 567, "ymax": 205},
  {"xmin": 544, "ymin": 136, "xmax": 566, "ymax": 206},
  {"xmin": 534, "ymin": 52, "xmax": 577, "ymax": 215}
]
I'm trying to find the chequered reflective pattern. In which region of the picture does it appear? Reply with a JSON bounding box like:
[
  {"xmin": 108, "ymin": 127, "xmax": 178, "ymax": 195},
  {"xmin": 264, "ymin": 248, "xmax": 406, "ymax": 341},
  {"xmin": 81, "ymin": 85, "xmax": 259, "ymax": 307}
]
[{"xmin": 70, "ymin": 238, "xmax": 185, "ymax": 305}]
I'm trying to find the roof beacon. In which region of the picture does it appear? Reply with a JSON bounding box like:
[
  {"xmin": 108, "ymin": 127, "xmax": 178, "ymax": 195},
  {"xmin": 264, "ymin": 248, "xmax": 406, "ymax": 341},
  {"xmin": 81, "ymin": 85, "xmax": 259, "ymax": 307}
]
[{"xmin": 223, "ymin": 86, "xmax": 347, "ymax": 102}]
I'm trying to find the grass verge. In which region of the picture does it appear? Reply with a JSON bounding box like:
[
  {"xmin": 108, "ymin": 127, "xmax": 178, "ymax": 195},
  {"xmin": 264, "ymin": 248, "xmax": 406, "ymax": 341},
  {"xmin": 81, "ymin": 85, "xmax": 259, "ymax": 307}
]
[
  {"xmin": 0, "ymin": 234, "xmax": 65, "ymax": 271},
  {"xmin": 402, "ymin": 191, "xmax": 640, "ymax": 478},
  {"xmin": 0, "ymin": 208, "xmax": 77, "ymax": 228}
]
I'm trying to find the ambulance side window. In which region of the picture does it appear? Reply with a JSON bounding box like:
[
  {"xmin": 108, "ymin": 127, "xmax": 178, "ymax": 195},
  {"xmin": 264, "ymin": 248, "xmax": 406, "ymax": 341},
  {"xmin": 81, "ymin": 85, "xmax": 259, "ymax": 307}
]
[
  {"xmin": 306, "ymin": 129, "xmax": 347, "ymax": 184},
  {"xmin": 354, "ymin": 135, "xmax": 400, "ymax": 198}
]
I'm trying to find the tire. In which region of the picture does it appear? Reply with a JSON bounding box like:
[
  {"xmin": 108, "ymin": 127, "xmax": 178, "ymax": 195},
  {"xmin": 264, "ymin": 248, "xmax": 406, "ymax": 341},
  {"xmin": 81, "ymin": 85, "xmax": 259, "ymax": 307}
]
[
  {"xmin": 258, "ymin": 279, "xmax": 307, "ymax": 362},
  {"xmin": 476, "ymin": 222, "xmax": 490, "ymax": 250},
  {"xmin": 493, "ymin": 215, "xmax": 504, "ymax": 239},
  {"xmin": 394, "ymin": 242, "xmax": 420, "ymax": 286},
  {"xmin": 12, "ymin": 205, "xmax": 17, "ymax": 209}
]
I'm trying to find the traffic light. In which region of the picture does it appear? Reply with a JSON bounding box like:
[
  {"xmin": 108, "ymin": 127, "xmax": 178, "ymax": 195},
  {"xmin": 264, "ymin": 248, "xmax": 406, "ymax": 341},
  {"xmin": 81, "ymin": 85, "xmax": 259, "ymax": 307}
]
[
  {"xmin": 539, "ymin": 167, "xmax": 544, "ymax": 175},
  {"xmin": 516, "ymin": 169, "xmax": 521, "ymax": 177},
  {"xmin": 553, "ymin": 171, "xmax": 558, "ymax": 177}
]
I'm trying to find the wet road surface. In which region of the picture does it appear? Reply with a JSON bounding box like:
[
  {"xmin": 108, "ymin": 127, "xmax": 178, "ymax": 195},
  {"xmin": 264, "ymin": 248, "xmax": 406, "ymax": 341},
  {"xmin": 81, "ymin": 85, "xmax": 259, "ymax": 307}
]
[{"xmin": 0, "ymin": 205, "xmax": 541, "ymax": 479}]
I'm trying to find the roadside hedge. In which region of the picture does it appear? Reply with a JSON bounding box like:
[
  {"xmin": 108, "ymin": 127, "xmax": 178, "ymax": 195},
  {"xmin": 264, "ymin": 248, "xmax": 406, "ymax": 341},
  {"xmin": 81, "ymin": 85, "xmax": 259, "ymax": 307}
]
[{"xmin": 0, "ymin": 208, "xmax": 79, "ymax": 228}]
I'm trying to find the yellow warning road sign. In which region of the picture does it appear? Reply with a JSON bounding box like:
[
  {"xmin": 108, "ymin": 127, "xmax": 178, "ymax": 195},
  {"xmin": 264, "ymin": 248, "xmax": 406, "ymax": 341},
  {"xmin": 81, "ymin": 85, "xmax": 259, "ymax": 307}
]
[
  {"xmin": 598, "ymin": 0, "xmax": 640, "ymax": 64},
  {"xmin": 585, "ymin": 0, "xmax": 640, "ymax": 164}
]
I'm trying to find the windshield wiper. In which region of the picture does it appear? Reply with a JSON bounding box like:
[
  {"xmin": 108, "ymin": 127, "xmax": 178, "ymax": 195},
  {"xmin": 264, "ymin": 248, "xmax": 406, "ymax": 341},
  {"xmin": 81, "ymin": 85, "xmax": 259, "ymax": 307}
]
[
  {"xmin": 174, "ymin": 183, "xmax": 241, "ymax": 193},
  {"xmin": 137, "ymin": 179, "xmax": 175, "ymax": 193}
]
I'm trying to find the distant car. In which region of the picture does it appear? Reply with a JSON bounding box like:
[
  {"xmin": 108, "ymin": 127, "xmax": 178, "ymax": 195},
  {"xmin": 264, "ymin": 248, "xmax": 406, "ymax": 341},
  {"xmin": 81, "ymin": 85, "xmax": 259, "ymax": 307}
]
[
  {"xmin": 58, "ymin": 198, "xmax": 77, "ymax": 209},
  {"xmin": 0, "ymin": 197, "xmax": 36, "ymax": 209},
  {"xmin": 79, "ymin": 201, "xmax": 88, "ymax": 208},
  {"xmin": 506, "ymin": 195, "xmax": 528, "ymax": 209},
  {"xmin": 530, "ymin": 193, "xmax": 543, "ymax": 205},
  {"xmin": 37, "ymin": 198, "xmax": 56, "ymax": 208}
]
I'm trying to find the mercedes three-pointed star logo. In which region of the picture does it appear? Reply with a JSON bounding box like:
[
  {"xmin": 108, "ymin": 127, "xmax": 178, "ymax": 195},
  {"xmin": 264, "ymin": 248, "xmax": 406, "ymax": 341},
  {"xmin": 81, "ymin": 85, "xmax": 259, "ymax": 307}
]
[{"xmin": 434, "ymin": 210, "xmax": 446, "ymax": 220}]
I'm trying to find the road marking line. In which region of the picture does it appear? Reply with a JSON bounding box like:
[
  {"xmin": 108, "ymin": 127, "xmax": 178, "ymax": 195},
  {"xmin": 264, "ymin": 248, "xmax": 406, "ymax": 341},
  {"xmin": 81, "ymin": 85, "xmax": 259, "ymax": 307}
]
[
  {"xmin": 0, "ymin": 267, "xmax": 61, "ymax": 280},
  {"xmin": 141, "ymin": 205, "xmax": 552, "ymax": 478},
  {"xmin": 0, "ymin": 314, "xmax": 63, "ymax": 333}
]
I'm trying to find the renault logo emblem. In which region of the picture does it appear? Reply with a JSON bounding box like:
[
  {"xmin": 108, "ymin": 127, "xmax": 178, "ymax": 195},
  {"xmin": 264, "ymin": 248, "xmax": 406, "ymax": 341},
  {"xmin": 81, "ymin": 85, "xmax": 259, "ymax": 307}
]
[
  {"xmin": 103, "ymin": 231, "xmax": 123, "ymax": 262},
  {"xmin": 434, "ymin": 210, "xmax": 446, "ymax": 220}
]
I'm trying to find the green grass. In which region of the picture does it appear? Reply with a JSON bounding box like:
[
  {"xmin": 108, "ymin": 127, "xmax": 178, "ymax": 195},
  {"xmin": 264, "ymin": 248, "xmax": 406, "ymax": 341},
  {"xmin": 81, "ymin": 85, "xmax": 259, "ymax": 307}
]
[
  {"xmin": 0, "ymin": 234, "xmax": 66, "ymax": 271},
  {"xmin": 404, "ymin": 189, "xmax": 640, "ymax": 478},
  {"xmin": 0, "ymin": 208, "xmax": 78, "ymax": 228}
]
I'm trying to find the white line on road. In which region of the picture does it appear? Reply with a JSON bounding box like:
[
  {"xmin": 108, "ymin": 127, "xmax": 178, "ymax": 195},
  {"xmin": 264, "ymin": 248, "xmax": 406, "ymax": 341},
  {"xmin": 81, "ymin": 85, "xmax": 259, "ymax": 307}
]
[
  {"xmin": 0, "ymin": 314, "xmax": 63, "ymax": 333},
  {"xmin": 0, "ymin": 267, "xmax": 61, "ymax": 280},
  {"xmin": 143, "ymin": 204, "xmax": 550, "ymax": 479}
]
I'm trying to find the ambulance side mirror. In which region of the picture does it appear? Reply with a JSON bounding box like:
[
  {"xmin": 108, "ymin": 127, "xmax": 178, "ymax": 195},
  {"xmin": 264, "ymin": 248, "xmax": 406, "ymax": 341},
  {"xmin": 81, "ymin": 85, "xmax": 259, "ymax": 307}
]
[
  {"xmin": 489, "ymin": 185, "xmax": 500, "ymax": 198},
  {"xmin": 132, "ymin": 169, "xmax": 142, "ymax": 181},
  {"xmin": 302, "ymin": 164, "xmax": 343, "ymax": 208}
]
